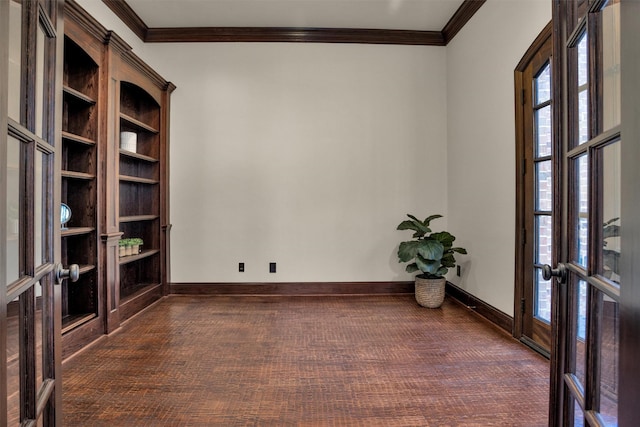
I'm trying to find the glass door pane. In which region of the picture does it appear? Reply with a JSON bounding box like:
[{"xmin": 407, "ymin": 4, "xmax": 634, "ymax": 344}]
[
  {"xmin": 599, "ymin": 293, "xmax": 619, "ymax": 426},
  {"xmin": 600, "ymin": 0, "xmax": 621, "ymax": 131},
  {"xmin": 574, "ymin": 401, "xmax": 586, "ymax": 427},
  {"xmin": 35, "ymin": 24, "xmax": 46, "ymax": 138},
  {"xmin": 8, "ymin": 0, "xmax": 22, "ymax": 122},
  {"xmin": 601, "ymin": 142, "xmax": 620, "ymax": 282},
  {"xmin": 35, "ymin": 150, "xmax": 45, "ymax": 268},
  {"xmin": 574, "ymin": 278, "xmax": 588, "ymax": 386},
  {"xmin": 574, "ymin": 154, "xmax": 589, "ymax": 268},
  {"xmin": 5, "ymin": 135, "xmax": 21, "ymax": 285},
  {"xmin": 7, "ymin": 298, "xmax": 20, "ymax": 424},
  {"xmin": 535, "ymin": 215, "xmax": 552, "ymax": 321},
  {"xmin": 577, "ymin": 34, "xmax": 589, "ymax": 145}
]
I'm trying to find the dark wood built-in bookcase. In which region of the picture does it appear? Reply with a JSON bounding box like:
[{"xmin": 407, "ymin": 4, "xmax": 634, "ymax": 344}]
[
  {"xmin": 61, "ymin": 0, "xmax": 174, "ymax": 358},
  {"xmin": 61, "ymin": 32, "xmax": 102, "ymax": 353},
  {"xmin": 118, "ymin": 82, "xmax": 163, "ymax": 316}
]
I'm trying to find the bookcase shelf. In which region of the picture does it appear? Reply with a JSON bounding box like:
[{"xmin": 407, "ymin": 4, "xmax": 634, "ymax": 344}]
[
  {"xmin": 63, "ymin": 85, "xmax": 96, "ymax": 105},
  {"xmin": 119, "ymin": 175, "xmax": 159, "ymax": 185},
  {"xmin": 119, "ymin": 249, "xmax": 160, "ymax": 265},
  {"xmin": 119, "ymin": 149, "xmax": 158, "ymax": 163},
  {"xmin": 61, "ymin": 227, "xmax": 95, "ymax": 237},
  {"xmin": 62, "ymin": 131, "xmax": 96, "ymax": 146},
  {"xmin": 62, "ymin": 170, "xmax": 95, "ymax": 180},
  {"xmin": 120, "ymin": 215, "xmax": 159, "ymax": 223},
  {"xmin": 120, "ymin": 112, "xmax": 159, "ymax": 134}
]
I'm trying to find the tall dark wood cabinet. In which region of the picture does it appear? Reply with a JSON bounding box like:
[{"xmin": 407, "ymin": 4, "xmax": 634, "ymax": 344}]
[{"xmin": 61, "ymin": 0, "xmax": 174, "ymax": 358}]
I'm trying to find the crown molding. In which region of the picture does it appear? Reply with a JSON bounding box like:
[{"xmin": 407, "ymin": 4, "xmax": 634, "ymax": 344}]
[
  {"xmin": 102, "ymin": 0, "xmax": 484, "ymax": 46},
  {"xmin": 65, "ymin": 0, "xmax": 109, "ymax": 43},
  {"xmin": 102, "ymin": 0, "xmax": 148, "ymax": 41},
  {"xmin": 442, "ymin": 0, "xmax": 486, "ymax": 44},
  {"xmin": 146, "ymin": 27, "xmax": 445, "ymax": 45}
]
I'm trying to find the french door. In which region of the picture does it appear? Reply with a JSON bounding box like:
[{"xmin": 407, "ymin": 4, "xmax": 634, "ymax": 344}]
[
  {"xmin": 515, "ymin": 23, "xmax": 554, "ymax": 356},
  {"xmin": 2, "ymin": 0, "xmax": 70, "ymax": 425},
  {"xmin": 549, "ymin": 0, "xmax": 639, "ymax": 425}
]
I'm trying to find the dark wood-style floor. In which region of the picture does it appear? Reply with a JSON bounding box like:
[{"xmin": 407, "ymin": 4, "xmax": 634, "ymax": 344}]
[{"xmin": 62, "ymin": 295, "xmax": 549, "ymax": 426}]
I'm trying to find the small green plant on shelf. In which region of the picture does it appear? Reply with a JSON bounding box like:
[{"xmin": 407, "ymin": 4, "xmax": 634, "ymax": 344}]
[
  {"xmin": 119, "ymin": 238, "xmax": 144, "ymax": 257},
  {"xmin": 130, "ymin": 238, "xmax": 144, "ymax": 254},
  {"xmin": 118, "ymin": 239, "xmax": 128, "ymax": 258}
]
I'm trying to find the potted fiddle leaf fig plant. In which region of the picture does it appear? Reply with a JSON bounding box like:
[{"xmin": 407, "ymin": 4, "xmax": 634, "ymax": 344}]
[{"xmin": 397, "ymin": 214, "xmax": 467, "ymax": 308}]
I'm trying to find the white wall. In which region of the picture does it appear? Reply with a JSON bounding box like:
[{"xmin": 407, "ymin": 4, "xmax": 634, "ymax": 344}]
[
  {"xmin": 446, "ymin": 0, "xmax": 551, "ymax": 315},
  {"xmin": 149, "ymin": 43, "xmax": 448, "ymax": 282},
  {"xmin": 77, "ymin": 1, "xmax": 450, "ymax": 284}
]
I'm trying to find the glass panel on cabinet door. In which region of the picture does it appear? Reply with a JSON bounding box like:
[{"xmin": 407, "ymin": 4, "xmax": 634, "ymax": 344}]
[
  {"xmin": 6, "ymin": 135, "xmax": 21, "ymax": 285},
  {"xmin": 8, "ymin": 0, "xmax": 22, "ymax": 122},
  {"xmin": 601, "ymin": 0, "xmax": 621, "ymax": 131},
  {"xmin": 601, "ymin": 142, "xmax": 620, "ymax": 283}
]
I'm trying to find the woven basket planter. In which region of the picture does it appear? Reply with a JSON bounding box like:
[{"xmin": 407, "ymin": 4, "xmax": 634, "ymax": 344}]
[{"xmin": 414, "ymin": 276, "xmax": 446, "ymax": 308}]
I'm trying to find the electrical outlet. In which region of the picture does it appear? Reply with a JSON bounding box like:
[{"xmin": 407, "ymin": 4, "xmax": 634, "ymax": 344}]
[
  {"xmin": 239, "ymin": 262, "xmax": 245, "ymax": 272},
  {"xmin": 269, "ymin": 262, "xmax": 276, "ymax": 273},
  {"xmin": 456, "ymin": 265, "xmax": 461, "ymax": 277}
]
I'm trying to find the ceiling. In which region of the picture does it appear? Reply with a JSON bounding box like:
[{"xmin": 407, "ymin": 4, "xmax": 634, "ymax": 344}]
[{"xmin": 124, "ymin": 0, "xmax": 466, "ymax": 32}]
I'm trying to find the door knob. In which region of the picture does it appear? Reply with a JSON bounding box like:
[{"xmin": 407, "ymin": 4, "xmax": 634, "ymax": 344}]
[
  {"xmin": 55, "ymin": 263, "xmax": 79, "ymax": 284},
  {"xmin": 542, "ymin": 263, "xmax": 567, "ymax": 284}
]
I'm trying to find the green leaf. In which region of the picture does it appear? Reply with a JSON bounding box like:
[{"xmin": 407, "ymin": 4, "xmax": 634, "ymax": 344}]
[
  {"xmin": 415, "ymin": 254, "xmax": 440, "ymax": 274},
  {"xmin": 440, "ymin": 253, "xmax": 456, "ymax": 268},
  {"xmin": 435, "ymin": 267, "xmax": 448, "ymax": 277},
  {"xmin": 407, "ymin": 214, "xmax": 422, "ymax": 223},
  {"xmin": 397, "ymin": 220, "xmax": 429, "ymax": 236},
  {"xmin": 430, "ymin": 231, "xmax": 455, "ymax": 249},
  {"xmin": 398, "ymin": 241, "xmax": 420, "ymax": 262},
  {"xmin": 451, "ymin": 247, "xmax": 467, "ymax": 254},
  {"xmin": 423, "ymin": 214, "xmax": 443, "ymax": 226},
  {"xmin": 397, "ymin": 220, "xmax": 419, "ymax": 231},
  {"xmin": 405, "ymin": 263, "xmax": 419, "ymax": 273},
  {"xmin": 416, "ymin": 240, "xmax": 444, "ymax": 261}
]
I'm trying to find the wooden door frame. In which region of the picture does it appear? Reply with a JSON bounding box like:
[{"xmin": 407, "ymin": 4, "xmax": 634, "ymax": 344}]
[
  {"xmin": 514, "ymin": 20, "xmax": 553, "ymax": 355},
  {"xmin": 1, "ymin": 0, "xmax": 10, "ymax": 419},
  {"xmin": 619, "ymin": 1, "xmax": 640, "ymax": 424}
]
